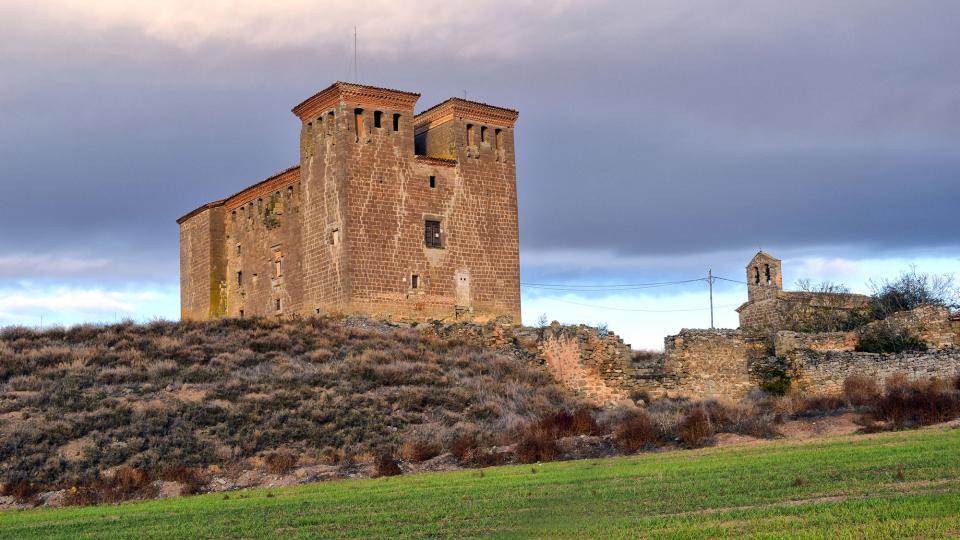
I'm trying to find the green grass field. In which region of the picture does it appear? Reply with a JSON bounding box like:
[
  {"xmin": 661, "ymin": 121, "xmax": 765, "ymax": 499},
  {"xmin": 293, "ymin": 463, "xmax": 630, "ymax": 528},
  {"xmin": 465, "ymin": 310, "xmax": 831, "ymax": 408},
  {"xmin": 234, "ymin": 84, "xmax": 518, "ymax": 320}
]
[{"xmin": 2, "ymin": 427, "xmax": 959, "ymax": 539}]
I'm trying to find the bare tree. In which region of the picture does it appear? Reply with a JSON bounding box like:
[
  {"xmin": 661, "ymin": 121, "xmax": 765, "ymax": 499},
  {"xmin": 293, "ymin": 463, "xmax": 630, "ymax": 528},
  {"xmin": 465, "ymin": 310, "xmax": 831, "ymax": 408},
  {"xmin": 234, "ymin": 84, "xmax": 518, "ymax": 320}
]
[{"xmin": 869, "ymin": 266, "xmax": 959, "ymax": 318}]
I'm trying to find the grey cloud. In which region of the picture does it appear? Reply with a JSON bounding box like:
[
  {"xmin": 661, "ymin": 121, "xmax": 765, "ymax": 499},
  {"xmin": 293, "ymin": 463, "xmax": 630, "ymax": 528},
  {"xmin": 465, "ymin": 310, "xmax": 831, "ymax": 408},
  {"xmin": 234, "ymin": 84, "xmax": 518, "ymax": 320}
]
[{"xmin": 0, "ymin": 0, "xmax": 958, "ymax": 283}]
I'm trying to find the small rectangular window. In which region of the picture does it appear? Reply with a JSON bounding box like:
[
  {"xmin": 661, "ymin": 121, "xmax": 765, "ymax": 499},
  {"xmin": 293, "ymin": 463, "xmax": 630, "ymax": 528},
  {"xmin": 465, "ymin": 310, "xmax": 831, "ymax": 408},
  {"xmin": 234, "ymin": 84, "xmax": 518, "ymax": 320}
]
[
  {"xmin": 236, "ymin": 244, "xmax": 241, "ymax": 255},
  {"xmin": 331, "ymin": 228, "xmax": 340, "ymax": 246},
  {"xmin": 239, "ymin": 309, "xmax": 244, "ymax": 318},
  {"xmin": 374, "ymin": 111, "xmax": 382, "ymax": 128},
  {"xmin": 429, "ymin": 176, "xmax": 436, "ymax": 189},
  {"xmin": 466, "ymin": 124, "xmax": 474, "ymax": 146},
  {"xmin": 495, "ymin": 128, "xmax": 503, "ymax": 150},
  {"xmin": 274, "ymin": 251, "xmax": 283, "ymax": 278},
  {"xmin": 392, "ymin": 113, "xmax": 400, "ymax": 132},
  {"xmin": 236, "ymin": 271, "xmax": 243, "ymax": 287},
  {"xmin": 354, "ymin": 108, "xmax": 364, "ymax": 141},
  {"xmin": 480, "ymin": 126, "xmax": 487, "ymax": 143},
  {"xmin": 411, "ymin": 274, "xmax": 419, "ymax": 289},
  {"xmin": 275, "ymin": 298, "xmax": 281, "ymax": 312},
  {"xmin": 425, "ymin": 220, "xmax": 442, "ymax": 249}
]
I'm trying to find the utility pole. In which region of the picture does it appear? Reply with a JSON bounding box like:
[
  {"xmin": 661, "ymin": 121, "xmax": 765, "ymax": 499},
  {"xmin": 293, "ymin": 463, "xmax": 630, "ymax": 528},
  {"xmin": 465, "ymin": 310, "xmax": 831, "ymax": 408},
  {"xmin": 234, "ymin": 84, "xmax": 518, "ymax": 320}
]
[{"xmin": 708, "ymin": 269, "xmax": 714, "ymax": 329}]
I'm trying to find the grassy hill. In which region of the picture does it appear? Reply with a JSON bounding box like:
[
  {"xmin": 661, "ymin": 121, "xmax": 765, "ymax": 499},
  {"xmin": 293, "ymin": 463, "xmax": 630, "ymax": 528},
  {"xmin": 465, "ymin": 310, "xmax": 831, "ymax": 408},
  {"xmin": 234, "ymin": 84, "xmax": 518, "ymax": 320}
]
[
  {"xmin": 2, "ymin": 426, "xmax": 958, "ymax": 538},
  {"xmin": 0, "ymin": 318, "xmax": 575, "ymax": 490}
]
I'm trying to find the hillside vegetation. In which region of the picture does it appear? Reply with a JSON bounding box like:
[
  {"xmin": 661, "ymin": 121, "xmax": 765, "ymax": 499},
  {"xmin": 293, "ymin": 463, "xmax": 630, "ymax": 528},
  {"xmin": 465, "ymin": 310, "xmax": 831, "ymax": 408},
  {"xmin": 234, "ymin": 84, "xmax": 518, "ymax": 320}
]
[
  {"xmin": 0, "ymin": 318, "xmax": 574, "ymax": 489},
  {"xmin": 3, "ymin": 317, "xmax": 959, "ymax": 508},
  {"xmin": 2, "ymin": 427, "xmax": 959, "ymax": 538}
]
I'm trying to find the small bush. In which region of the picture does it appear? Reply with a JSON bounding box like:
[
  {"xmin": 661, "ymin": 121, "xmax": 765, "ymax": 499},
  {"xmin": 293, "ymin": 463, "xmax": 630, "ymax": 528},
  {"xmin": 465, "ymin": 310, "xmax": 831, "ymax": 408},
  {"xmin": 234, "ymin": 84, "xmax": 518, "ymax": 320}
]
[
  {"xmin": 515, "ymin": 429, "xmax": 561, "ymax": 464},
  {"xmin": 856, "ymin": 324, "xmax": 927, "ymax": 354},
  {"xmin": 375, "ymin": 453, "xmax": 402, "ymax": 477},
  {"xmin": 449, "ymin": 432, "xmax": 480, "ymax": 464},
  {"xmin": 843, "ymin": 375, "xmax": 881, "ymax": 407},
  {"xmin": 264, "ymin": 451, "xmax": 297, "ymax": 475},
  {"xmin": 678, "ymin": 408, "xmax": 714, "ymax": 448},
  {"xmin": 611, "ymin": 411, "xmax": 660, "ymax": 453}
]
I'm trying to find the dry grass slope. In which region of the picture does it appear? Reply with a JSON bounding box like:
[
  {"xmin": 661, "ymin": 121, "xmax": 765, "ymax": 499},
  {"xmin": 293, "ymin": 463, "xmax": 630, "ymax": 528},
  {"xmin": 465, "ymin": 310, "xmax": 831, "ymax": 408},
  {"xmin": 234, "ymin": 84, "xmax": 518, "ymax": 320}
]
[{"xmin": 0, "ymin": 317, "xmax": 574, "ymax": 491}]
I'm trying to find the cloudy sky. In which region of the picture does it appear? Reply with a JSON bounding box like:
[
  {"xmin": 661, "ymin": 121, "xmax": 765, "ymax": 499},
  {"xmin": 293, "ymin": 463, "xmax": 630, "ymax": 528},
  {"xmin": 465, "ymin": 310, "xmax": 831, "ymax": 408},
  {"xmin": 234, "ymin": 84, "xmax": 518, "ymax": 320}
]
[{"xmin": 1, "ymin": 1, "xmax": 958, "ymax": 348}]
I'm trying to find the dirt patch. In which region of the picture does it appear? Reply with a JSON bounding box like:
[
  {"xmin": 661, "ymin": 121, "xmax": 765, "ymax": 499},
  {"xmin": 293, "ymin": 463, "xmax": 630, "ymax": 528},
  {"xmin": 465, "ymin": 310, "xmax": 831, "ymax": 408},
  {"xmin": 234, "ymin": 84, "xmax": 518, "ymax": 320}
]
[{"xmin": 777, "ymin": 413, "xmax": 861, "ymax": 440}]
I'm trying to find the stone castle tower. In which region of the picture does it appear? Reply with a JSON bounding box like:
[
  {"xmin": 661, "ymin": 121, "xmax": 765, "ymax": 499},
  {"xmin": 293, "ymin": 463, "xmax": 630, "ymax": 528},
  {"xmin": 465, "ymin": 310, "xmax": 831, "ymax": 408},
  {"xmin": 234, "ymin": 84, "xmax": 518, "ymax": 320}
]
[{"xmin": 177, "ymin": 82, "xmax": 521, "ymax": 323}]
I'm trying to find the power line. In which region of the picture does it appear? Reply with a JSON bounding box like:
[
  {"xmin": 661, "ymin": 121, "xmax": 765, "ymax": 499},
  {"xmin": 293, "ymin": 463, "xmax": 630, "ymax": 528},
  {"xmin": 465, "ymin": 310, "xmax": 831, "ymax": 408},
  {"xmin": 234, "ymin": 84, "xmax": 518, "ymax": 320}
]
[
  {"xmin": 520, "ymin": 278, "xmax": 707, "ymax": 290},
  {"xmin": 544, "ymin": 297, "xmax": 741, "ymax": 313},
  {"xmin": 713, "ymin": 276, "xmax": 747, "ymax": 285}
]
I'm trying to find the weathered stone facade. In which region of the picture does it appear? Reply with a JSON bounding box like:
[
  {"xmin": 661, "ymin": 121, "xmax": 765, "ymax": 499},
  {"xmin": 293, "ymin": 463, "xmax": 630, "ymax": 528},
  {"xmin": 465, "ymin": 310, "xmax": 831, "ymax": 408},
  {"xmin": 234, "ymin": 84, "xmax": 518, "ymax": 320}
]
[{"xmin": 178, "ymin": 82, "xmax": 521, "ymax": 323}]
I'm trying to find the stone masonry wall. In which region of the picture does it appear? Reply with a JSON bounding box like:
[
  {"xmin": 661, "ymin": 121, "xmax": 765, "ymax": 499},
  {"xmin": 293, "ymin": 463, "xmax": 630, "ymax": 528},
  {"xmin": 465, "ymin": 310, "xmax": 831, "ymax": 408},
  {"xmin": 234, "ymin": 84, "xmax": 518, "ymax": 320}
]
[
  {"xmin": 774, "ymin": 331, "xmax": 857, "ymax": 355},
  {"xmin": 661, "ymin": 329, "xmax": 756, "ymax": 400},
  {"xmin": 788, "ymin": 348, "xmax": 960, "ymax": 394}
]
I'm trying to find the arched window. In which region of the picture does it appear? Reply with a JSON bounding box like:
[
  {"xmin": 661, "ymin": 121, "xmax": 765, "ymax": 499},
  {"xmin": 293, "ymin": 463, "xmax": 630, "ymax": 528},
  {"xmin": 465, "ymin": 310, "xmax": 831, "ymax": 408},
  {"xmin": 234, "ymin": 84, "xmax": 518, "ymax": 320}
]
[
  {"xmin": 765, "ymin": 264, "xmax": 771, "ymax": 285},
  {"xmin": 754, "ymin": 267, "xmax": 760, "ymax": 285},
  {"xmin": 466, "ymin": 124, "xmax": 475, "ymax": 146}
]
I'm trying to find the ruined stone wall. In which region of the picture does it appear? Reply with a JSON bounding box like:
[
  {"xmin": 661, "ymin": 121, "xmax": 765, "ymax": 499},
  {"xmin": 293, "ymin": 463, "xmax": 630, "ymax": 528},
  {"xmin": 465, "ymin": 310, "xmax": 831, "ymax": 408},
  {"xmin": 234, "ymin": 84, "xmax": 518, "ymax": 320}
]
[
  {"xmin": 422, "ymin": 321, "xmax": 634, "ymax": 406},
  {"xmin": 661, "ymin": 329, "xmax": 757, "ymax": 400},
  {"xmin": 787, "ymin": 348, "xmax": 960, "ymax": 394},
  {"xmin": 874, "ymin": 304, "xmax": 957, "ymax": 349}
]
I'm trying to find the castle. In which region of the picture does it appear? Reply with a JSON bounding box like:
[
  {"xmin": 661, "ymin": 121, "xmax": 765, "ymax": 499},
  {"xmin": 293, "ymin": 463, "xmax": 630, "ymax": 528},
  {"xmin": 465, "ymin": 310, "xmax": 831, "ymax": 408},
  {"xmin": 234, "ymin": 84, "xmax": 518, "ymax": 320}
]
[{"xmin": 178, "ymin": 82, "xmax": 521, "ymax": 322}]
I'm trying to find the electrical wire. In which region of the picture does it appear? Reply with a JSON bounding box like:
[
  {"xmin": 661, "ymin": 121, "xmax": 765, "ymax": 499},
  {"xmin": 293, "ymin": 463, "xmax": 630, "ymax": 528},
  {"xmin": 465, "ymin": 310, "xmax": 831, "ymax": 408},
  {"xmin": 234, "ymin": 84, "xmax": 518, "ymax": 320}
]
[{"xmin": 542, "ymin": 298, "xmax": 742, "ymax": 313}]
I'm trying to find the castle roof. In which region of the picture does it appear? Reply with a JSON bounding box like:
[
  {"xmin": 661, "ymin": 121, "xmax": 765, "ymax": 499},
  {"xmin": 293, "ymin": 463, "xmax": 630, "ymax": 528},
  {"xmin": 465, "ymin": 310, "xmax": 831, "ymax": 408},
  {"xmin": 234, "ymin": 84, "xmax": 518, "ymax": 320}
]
[
  {"xmin": 292, "ymin": 81, "xmax": 421, "ymax": 121},
  {"xmin": 414, "ymin": 97, "xmax": 519, "ymax": 134},
  {"xmin": 176, "ymin": 165, "xmax": 300, "ymax": 224}
]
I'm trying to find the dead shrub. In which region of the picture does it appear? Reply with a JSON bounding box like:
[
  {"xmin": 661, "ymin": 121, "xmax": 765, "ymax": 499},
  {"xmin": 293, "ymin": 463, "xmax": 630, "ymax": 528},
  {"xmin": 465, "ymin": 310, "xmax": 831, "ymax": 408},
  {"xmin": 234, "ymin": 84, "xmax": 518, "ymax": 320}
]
[
  {"xmin": 375, "ymin": 452, "xmax": 402, "ymax": 477},
  {"xmin": 843, "ymin": 375, "xmax": 881, "ymax": 407},
  {"xmin": 64, "ymin": 466, "xmax": 158, "ymax": 506},
  {"xmin": 156, "ymin": 466, "xmax": 207, "ymax": 496},
  {"xmin": 793, "ymin": 395, "xmax": 846, "ymax": 418},
  {"xmin": 449, "ymin": 432, "xmax": 480, "ymax": 463},
  {"xmin": 264, "ymin": 451, "xmax": 297, "ymax": 475},
  {"xmin": 678, "ymin": 408, "xmax": 714, "ymax": 448},
  {"xmin": 515, "ymin": 428, "xmax": 561, "ymax": 464},
  {"xmin": 870, "ymin": 375, "xmax": 960, "ymax": 428},
  {"xmin": 611, "ymin": 410, "xmax": 660, "ymax": 453},
  {"xmin": 570, "ymin": 408, "xmax": 602, "ymax": 436},
  {"xmin": 399, "ymin": 437, "xmax": 441, "ymax": 463}
]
